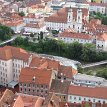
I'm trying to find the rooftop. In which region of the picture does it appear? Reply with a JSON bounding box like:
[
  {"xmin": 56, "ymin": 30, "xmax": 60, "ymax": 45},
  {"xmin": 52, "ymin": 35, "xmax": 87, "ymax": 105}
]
[
  {"xmin": 0, "ymin": 46, "xmax": 30, "ymax": 61},
  {"xmin": 19, "ymin": 67, "xmax": 52, "ymax": 85},
  {"xmin": 74, "ymin": 73, "xmax": 105, "ymax": 82},
  {"xmin": 68, "ymin": 85, "xmax": 107, "ymax": 99}
]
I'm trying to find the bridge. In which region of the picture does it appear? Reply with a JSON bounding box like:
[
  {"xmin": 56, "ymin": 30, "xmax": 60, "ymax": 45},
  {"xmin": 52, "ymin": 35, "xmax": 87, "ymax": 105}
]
[{"xmin": 82, "ymin": 60, "xmax": 107, "ymax": 68}]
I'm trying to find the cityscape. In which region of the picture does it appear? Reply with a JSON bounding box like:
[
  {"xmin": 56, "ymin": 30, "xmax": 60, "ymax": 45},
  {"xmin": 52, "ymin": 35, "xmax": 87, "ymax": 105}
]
[{"xmin": 0, "ymin": 0, "xmax": 107, "ymax": 107}]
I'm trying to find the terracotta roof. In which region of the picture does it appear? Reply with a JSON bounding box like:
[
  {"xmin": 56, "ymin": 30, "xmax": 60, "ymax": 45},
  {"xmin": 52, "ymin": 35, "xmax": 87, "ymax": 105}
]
[
  {"xmin": 0, "ymin": 89, "xmax": 15, "ymax": 107},
  {"xmin": 58, "ymin": 65, "xmax": 77, "ymax": 79},
  {"xmin": 25, "ymin": 22, "xmax": 44, "ymax": 28},
  {"xmin": 13, "ymin": 96, "xmax": 24, "ymax": 107},
  {"xmin": 30, "ymin": 4, "xmax": 45, "ymax": 9},
  {"xmin": 48, "ymin": 93, "xmax": 61, "ymax": 107},
  {"xmin": 60, "ymin": 31, "xmax": 92, "ymax": 40},
  {"xmin": 5, "ymin": 20, "xmax": 24, "ymax": 27},
  {"xmin": 45, "ymin": 8, "xmax": 68, "ymax": 23},
  {"xmin": 96, "ymin": 33, "xmax": 107, "ymax": 41},
  {"xmin": 68, "ymin": 85, "xmax": 107, "ymax": 99},
  {"xmin": 30, "ymin": 55, "xmax": 46, "ymax": 67},
  {"xmin": 45, "ymin": 7, "xmax": 88, "ymax": 23},
  {"xmin": 34, "ymin": 97, "xmax": 44, "ymax": 107},
  {"xmin": 16, "ymin": 93, "xmax": 45, "ymax": 107},
  {"xmin": 50, "ymin": 79, "xmax": 71, "ymax": 94},
  {"xmin": 19, "ymin": 67, "xmax": 52, "ymax": 85},
  {"xmin": 59, "ymin": 102, "xmax": 81, "ymax": 107},
  {"xmin": 90, "ymin": 18, "xmax": 101, "ymax": 25},
  {"xmin": 0, "ymin": 46, "xmax": 30, "ymax": 61}
]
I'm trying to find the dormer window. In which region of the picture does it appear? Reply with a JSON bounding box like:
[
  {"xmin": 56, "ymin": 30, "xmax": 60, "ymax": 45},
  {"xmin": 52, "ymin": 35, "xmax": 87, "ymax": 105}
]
[{"xmin": 32, "ymin": 76, "xmax": 36, "ymax": 82}]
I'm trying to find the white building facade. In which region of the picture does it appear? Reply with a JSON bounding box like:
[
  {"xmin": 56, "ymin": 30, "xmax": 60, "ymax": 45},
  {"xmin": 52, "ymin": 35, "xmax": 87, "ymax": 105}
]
[
  {"xmin": 45, "ymin": 7, "xmax": 89, "ymax": 33},
  {"xmin": 0, "ymin": 46, "xmax": 32, "ymax": 87}
]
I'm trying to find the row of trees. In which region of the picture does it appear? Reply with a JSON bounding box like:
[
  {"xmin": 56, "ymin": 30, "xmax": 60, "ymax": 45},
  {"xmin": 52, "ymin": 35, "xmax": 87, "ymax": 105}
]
[{"xmin": 11, "ymin": 37, "xmax": 107, "ymax": 63}]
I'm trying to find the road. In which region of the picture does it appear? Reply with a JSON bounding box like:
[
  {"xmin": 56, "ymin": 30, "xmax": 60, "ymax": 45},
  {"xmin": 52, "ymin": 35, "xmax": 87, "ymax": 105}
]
[
  {"xmin": 0, "ymin": 35, "xmax": 19, "ymax": 46},
  {"xmin": 82, "ymin": 60, "xmax": 107, "ymax": 68}
]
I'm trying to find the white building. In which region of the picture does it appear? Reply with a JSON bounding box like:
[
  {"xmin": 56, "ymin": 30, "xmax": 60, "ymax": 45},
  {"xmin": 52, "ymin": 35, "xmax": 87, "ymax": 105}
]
[
  {"xmin": 0, "ymin": 46, "xmax": 32, "ymax": 87},
  {"xmin": 68, "ymin": 85, "xmax": 107, "ymax": 104},
  {"xmin": 24, "ymin": 22, "xmax": 46, "ymax": 33},
  {"xmin": 89, "ymin": 2, "xmax": 107, "ymax": 14},
  {"xmin": 45, "ymin": 7, "xmax": 89, "ymax": 33},
  {"xmin": 5, "ymin": 20, "xmax": 25, "ymax": 33},
  {"xmin": 23, "ymin": 13, "xmax": 43, "ymax": 23},
  {"xmin": 73, "ymin": 73, "xmax": 105, "ymax": 86},
  {"xmin": 59, "ymin": 29, "xmax": 93, "ymax": 44},
  {"xmin": 18, "ymin": 4, "xmax": 28, "ymax": 15},
  {"xmin": 96, "ymin": 33, "xmax": 107, "ymax": 51}
]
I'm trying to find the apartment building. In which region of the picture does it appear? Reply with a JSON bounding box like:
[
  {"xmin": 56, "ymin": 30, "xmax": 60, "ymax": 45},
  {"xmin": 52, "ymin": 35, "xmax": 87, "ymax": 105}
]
[
  {"xmin": 19, "ymin": 67, "xmax": 55, "ymax": 97},
  {"xmin": 0, "ymin": 46, "xmax": 32, "ymax": 87},
  {"xmin": 59, "ymin": 29, "xmax": 93, "ymax": 44},
  {"xmin": 68, "ymin": 85, "xmax": 107, "ymax": 104}
]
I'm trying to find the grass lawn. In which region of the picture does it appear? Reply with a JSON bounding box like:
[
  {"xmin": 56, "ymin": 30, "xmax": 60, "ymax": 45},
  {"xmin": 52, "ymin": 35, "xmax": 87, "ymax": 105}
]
[{"xmin": 80, "ymin": 65, "xmax": 107, "ymax": 77}]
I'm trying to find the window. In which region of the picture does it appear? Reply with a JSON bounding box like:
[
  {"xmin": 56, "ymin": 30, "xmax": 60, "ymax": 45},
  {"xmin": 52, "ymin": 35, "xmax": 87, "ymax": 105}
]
[
  {"xmin": 74, "ymin": 97, "xmax": 76, "ymax": 100},
  {"xmin": 79, "ymin": 97, "xmax": 81, "ymax": 100},
  {"xmin": 20, "ymin": 88, "xmax": 22, "ymax": 91},
  {"xmin": 93, "ymin": 99, "xmax": 95, "ymax": 102},
  {"xmin": 29, "ymin": 89, "xmax": 30, "ymax": 92}
]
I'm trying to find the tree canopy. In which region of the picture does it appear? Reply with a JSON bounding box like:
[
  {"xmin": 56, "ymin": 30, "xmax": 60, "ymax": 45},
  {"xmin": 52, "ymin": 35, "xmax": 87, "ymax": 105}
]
[{"xmin": 0, "ymin": 25, "xmax": 13, "ymax": 41}]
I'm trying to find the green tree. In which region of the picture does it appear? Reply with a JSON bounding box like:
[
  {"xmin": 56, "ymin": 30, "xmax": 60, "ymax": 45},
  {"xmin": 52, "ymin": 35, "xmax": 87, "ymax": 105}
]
[
  {"xmin": 40, "ymin": 31, "xmax": 43, "ymax": 40},
  {"xmin": 18, "ymin": 12, "xmax": 25, "ymax": 17},
  {"xmin": 102, "ymin": 16, "xmax": 107, "ymax": 25},
  {"xmin": 0, "ymin": 25, "xmax": 13, "ymax": 41},
  {"xmin": 67, "ymin": 42, "xmax": 83, "ymax": 60}
]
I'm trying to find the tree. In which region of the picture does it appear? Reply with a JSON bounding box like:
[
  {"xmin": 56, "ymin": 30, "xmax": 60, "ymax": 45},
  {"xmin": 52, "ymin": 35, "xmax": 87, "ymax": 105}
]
[
  {"xmin": 18, "ymin": 12, "xmax": 25, "ymax": 17},
  {"xmin": 67, "ymin": 42, "xmax": 83, "ymax": 60},
  {"xmin": 102, "ymin": 16, "xmax": 107, "ymax": 25},
  {"xmin": 13, "ymin": 36, "xmax": 24, "ymax": 46},
  {"xmin": 40, "ymin": 31, "xmax": 43, "ymax": 40},
  {"xmin": 0, "ymin": 25, "xmax": 13, "ymax": 41}
]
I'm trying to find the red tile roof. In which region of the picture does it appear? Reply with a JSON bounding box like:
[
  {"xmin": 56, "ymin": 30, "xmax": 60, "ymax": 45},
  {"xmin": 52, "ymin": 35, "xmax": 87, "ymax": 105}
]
[
  {"xmin": 45, "ymin": 7, "xmax": 88, "ymax": 23},
  {"xmin": 68, "ymin": 85, "xmax": 107, "ymax": 99},
  {"xmin": 0, "ymin": 46, "xmax": 30, "ymax": 61},
  {"xmin": 19, "ymin": 67, "xmax": 52, "ymax": 85},
  {"xmin": 45, "ymin": 8, "xmax": 68, "ymax": 23},
  {"xmin": 5, "ymin": 20, "xmax": 24, "ymax": 27},
  {"xmin": 13, "ymin": 96, "xmax": 24, "ymax": 107},
  {"xmin": 96, "ymin": 33, "xmax": 107, "ymax": 41},
  {"xmin": 59, "ymin": 102, "xmax": 81, "ymax": 107},
  {"xmin": 58, "ymin": 65, "xmax": 77, "ymax": 78},
  {"xmin": 60, "ymin": 31, "xmax": 92, "ymax": 40},
  {"xmin": 25, "ymin": 22, "xmax": 44, "ymax": 28}
]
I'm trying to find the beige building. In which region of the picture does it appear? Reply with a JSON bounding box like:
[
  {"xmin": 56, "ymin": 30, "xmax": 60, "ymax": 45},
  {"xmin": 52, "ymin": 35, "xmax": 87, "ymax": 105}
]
[{"xmin": 0, "ymin": 46, "xmax": 32, "ymax": 87}]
